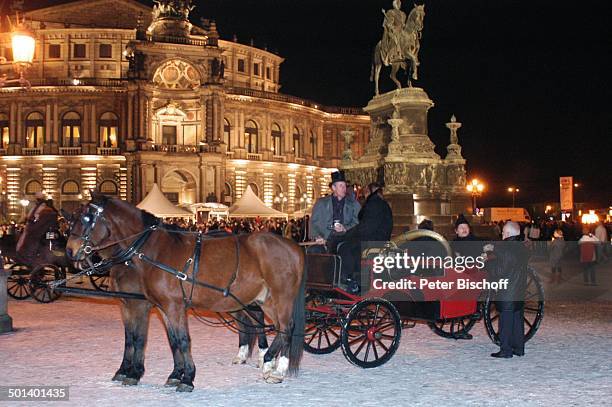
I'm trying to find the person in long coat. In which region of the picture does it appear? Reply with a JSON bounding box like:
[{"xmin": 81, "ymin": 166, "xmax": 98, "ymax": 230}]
[
  {"xmin": 548, "ymin": 229, "xmax": 565, "ymax": 284},
  {"xmin": 328, "ymin": 183, "xmax": 393, "ymax": 292},
  {"xmin": 488, "ymin": 221, "xmax": 529, "ymax": 358}
]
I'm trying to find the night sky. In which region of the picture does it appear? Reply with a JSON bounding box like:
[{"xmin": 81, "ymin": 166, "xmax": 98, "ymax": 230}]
[{"xmin": 22, "ymin": 0, "xmax": 612, "ymax": 207}]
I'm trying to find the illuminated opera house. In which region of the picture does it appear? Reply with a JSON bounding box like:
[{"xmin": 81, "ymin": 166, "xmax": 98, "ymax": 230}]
[{"xmin": 0, "ymin": 0, "xmax": 370, "ymax": 219}]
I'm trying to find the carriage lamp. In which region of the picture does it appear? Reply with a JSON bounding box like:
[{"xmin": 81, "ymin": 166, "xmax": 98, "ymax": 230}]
[
  {"xmin": 466, "ymin": 179, "xmax": 484, "ymax": 214},
  {"xmin": 0, "ymin": 14, "xmax": 35, "ymax": 89}
]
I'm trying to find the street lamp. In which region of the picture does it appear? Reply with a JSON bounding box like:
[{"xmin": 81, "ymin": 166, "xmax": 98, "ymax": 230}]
[
  {"xmin": 274, "ymin": 192, "xmax": 287, "ymax": 212},
  {"xmin": 507, "ymin": 187, "xmax": 520, "ymax": 208},
  {"xmin": 19, "ymin": 198, "xmax": 29, "ymax": 220},
  {"xmin": 298, "ymin": 192, "xmax": 312, "ymax": 211},
  {"xmin": 0, "ymin": 13, "xmax": 35, "ymax": 88},
  {"xmin": 466, "ymin": 179, "xmax": 484, "ymax": 215}
]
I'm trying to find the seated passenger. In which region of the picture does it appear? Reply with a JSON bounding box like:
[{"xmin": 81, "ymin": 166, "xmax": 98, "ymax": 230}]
[{"xmin": 327, "ymin": 183, "xmax": 393, "ymax": 293}]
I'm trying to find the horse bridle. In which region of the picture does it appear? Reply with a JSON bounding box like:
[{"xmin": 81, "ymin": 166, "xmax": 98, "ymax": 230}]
[{"xmin": 68, "ymin": 201, "xmax": 157, "ymax": 274}]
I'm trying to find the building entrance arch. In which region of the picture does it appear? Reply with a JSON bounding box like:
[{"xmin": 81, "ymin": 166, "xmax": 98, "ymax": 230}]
[{"xmin": 161, "ymin": 169, "xmax": 197, "ymax": 205}]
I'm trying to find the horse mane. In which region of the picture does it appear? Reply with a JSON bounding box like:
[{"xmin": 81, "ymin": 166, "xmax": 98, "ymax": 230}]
[{"xmin": 93, "ymin": 194, "xmax": 189, "ymax": 244}]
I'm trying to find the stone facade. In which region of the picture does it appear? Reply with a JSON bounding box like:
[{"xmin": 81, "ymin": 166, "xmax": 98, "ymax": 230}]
[{"xmin": 0, "ymin": 0, "xmax": 370, "ymax": 220}]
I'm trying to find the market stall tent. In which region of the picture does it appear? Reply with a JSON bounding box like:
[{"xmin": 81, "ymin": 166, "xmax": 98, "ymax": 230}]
[
  {"xmin": 228, "ymin": 186, "xmax": 287, "ymax": 219},
  {"xmin": 137, "ymin": 183, "xmax": 194, "ymax": 218}
]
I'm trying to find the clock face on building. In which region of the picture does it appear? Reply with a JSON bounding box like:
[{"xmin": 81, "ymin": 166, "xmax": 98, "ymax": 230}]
[{"xmin": 153, "ymin": 59, "xmax": 201, "ymax": 89}]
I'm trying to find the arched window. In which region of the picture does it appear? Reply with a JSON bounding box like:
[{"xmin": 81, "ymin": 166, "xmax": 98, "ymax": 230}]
[
  {"xmin": 293, "ymin": 127, "xmax": 301, "ymax": 157},
  {"xmin": 310, "ymin": 130, "xmax": 317, "ymax": 158},
  {"xmin": 99, "ymin": 112, "xmax": 119, "ymax": 148},
  {"xmin": 223, "ymin": 118, "xmax": 231, "ymax": 147},
  {"xmin": 61, "ymin": 180, "xmax": 80, "ymax": 195},
  {"xmin": 25, "ymin": 112, "xmax": 45, "ymax": 148},
  {"xmin": 62, "ymin": 111, "xmax": 81, "ymax": 147},
  {"xmin": 99, "ymin": 180, "xmax": 118, "ymax": 195},
  {"xmin": 0, "ymin": 113, "xmax": 8, "ymax": 149},
  {"xmin": 271, "ymin": 123, "xmax": 282, "ymax": 155},
  {"xmin": 25, "ymin": 180, "xmax": 43, "ymax": 195},
  {"xmin": 244, "ymin": 120, "xmax": 258, "ymax": 153}
]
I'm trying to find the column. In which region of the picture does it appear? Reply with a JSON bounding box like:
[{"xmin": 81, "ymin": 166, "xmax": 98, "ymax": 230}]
[
  {"xmin": 52, "ymin": 101, "xmax": 59, "ymax": 145},
  {"xmin": 82, "ymin": 102, "xmax": 89, "ymax": 151},
  {"xmin": 15, "ymin": 102, "xmax": 22, "ymax": 154},
  {"xmin": 8, "ymin": 102, "xmax": 16, "ymax": 154}
]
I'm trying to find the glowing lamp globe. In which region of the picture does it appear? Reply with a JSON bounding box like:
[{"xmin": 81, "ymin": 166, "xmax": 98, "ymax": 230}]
[{"xmin": 11, "ymin": 29, "xmax": 36, "ymax": 65}]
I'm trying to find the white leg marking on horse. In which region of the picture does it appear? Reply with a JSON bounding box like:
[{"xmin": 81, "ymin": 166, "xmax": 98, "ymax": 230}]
[
  {"xmin": 257, "ymin": 347, "xmax": 268, "ymax": 368},
  {"xmin": 232, "ymin": 345, "xmax": 249, "ymax": 364},
  {"xmin": 262, "ymin": 361, "xmax": 274, "ymax": 379},
  {"xmin": 265, "ymin": 356, "xmax": 289, "ymax": 384}
]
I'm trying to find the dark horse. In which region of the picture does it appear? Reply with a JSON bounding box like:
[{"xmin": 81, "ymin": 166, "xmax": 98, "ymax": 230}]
[{"xmin": 62, "ymin": 194, "xmax": 305, "ymax": 391}]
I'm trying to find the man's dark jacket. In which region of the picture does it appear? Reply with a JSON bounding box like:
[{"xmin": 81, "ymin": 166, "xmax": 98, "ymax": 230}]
[
  {"xmin": 332, "ymin": 192, "xmax": 393, "ymax": 245},
  {"xmin": 488, "ymin": 236, "xmax": 529, "ymax": 311}
]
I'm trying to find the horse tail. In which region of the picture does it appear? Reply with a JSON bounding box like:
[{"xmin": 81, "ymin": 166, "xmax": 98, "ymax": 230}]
[{"xmin": 287, "ymin": 251, "xmax": 306, "ymax": 376}]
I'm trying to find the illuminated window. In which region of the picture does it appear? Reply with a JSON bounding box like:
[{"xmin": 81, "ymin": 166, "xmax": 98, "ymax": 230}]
[
  {"xmin": 61, "ymin": 180, "xmax": 80, "ymax": 195},
  {"xmin": 162, "ymin": 126, "xmax": 177, "ymax": 145},
  {"xmin": 0, "ymin": 113, "xmax": 9, "ymax": 149},
  {"xmin": 25, "ymin": 180, "xmax": 43, "ymax": 195},
  {"xmin": 99, "ymin": 112, "xmax": 118, "ymax": 148},
  {"xmin": 25, "ymin": 112, "xmax": 45, "ymax": 148},
  {"xmin": 99, "ymin": 180, "xmax": 118, "ymax": 195},
  {"xmin": 271, "ymin": 123, "xmax": 282, "ymax": 155},
  {"xmin": 244, "ymin": 120, "xmax": 258, "ymax": 153},
  {"xmin": 237, "ymin": 59, "xmax": 245, "ymax": 73},
  {"xmin": 293, "ymin": 127, "xmax": 301, "ymax": 157},
  {"xmin": 61, "ymin": 111, "xmax": 81, "ymax": 147}
]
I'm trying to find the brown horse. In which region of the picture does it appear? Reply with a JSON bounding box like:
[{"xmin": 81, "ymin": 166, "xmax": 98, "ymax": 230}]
[
  {"xmin": 65, "ymin": 194, "xmax": 305, "ymax": 391},
  {"xmin": 16, "ymin": 201, "xmax": 273, "ymax": 388}
]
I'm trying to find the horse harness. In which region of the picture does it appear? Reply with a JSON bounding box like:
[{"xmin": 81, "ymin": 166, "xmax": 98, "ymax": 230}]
[{"xmin": 71, "ymin": 202, "xmax": 243, "ymax": 310}]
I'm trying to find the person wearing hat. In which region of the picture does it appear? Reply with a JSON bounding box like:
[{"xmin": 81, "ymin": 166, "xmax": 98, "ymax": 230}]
[
  {"xmin": 548, "ymin": 229, "xmax": 565, "ymax": 284},
  {"xmin": 309, "ymin": 170, "xmax": 361, "ymax": 248}
]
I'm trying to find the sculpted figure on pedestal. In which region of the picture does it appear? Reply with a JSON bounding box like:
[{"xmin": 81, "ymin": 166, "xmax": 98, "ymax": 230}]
[{"xmin": 371, "ymin": 2, "xmax": 425, "ymax": 95}]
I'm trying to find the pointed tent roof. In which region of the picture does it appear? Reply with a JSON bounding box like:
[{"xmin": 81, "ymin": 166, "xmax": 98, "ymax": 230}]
[
  {"xmin": 228, "ymin": 186, "xmax": 287, "ymax": 219},
  {"xmin": 137, "ymin": 183, "xmax": 193, "ymax": 218}
]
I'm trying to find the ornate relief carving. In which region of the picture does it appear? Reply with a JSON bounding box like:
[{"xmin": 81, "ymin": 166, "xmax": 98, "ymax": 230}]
[{"xmin": 152, "ymin": 59, "xmax": 201, "ymax": 89}]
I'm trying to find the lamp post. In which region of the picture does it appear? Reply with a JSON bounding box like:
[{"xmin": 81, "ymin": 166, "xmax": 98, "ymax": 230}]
[
  {"xmin": 298, "ymin": 193, "xmax": 312, "ymax": 212},
  {"xmin": 274, "ymin": 193, "xmax": 287, "ymax": 212},
  {"xmin": 19, "ymin": 198, "xmax": 29, "ymax": 220},
  {"xmin": 466, "ymin": 179, "xmax": 484, "ymax": 215},
  {"xmin": 0, "ymin": 13, "xmax": 36, "ymax": 88},
  {"xmin": 507, "ymin": 187, "xmax": 520, "ymax": 208}
]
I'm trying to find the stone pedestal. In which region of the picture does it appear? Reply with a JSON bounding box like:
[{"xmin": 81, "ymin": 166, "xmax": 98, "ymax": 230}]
[
  {"xmin": 0, "ymin": 267, "xmax": 13, "ymax": 334},
  {"xmin": 342, "ymin": 88, "xmax": 470, "ymax": 233}
]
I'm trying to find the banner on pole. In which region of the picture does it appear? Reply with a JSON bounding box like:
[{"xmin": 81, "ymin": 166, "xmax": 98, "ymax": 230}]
[{"xmin": 559, "ymin": 176, "xmax": 573, "ymax": 211}]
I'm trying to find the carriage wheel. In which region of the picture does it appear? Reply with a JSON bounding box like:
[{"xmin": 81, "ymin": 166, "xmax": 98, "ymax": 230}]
[
  {"xmin": 30, "ymin": 265, "xmax": 65, "ymax": 303},
  {"xmin": 89, "ymin": 273, "xmax": 111, "ymax": 292},
  {"xmin": 7, "ymin": 264, "xmax": 32, "ymax": 300},
  {"xmin": 428, "ymin": 315, "xmax": 478, "ymax": 339},
  {"xmin": 304, "ymin": 295, "xmax": 342, "ymax": 354},
  {"xmin": 483, "ymin": 267, "xmax": 545, "ymax": 345},
  {"xmin": 341, "ymin": 298, "xmax": 401, "ymax": 368}
]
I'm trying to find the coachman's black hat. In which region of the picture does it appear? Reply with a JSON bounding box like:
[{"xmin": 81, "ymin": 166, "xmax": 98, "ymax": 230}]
[{"xmin": 329, "ymin": 171, "xmax": 348, "ymax": 187}]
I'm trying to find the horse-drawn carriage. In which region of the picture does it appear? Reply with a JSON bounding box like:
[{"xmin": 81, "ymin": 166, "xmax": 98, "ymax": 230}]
[
  {"xmin": 4, "ymin": 206, "xmax": 110, "ymax": 303},
  {"xmin": 303, "ymin": 230, "xmax": 545, "ymax": 367}
]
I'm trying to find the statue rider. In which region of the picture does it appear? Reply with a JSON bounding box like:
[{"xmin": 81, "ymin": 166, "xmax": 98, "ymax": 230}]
[{"xmin": 381, "ymin": 0, "xmax": 407, "ymax": 65}]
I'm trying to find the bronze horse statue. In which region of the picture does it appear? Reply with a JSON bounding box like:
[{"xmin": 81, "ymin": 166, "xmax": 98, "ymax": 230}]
[
  {"xmin": 371, "ymin": 4, "xmax": 425, "ymax": 95},
  {"xmin": 61, "ymin": 194, "xmax": 305, "ymax": 391}
]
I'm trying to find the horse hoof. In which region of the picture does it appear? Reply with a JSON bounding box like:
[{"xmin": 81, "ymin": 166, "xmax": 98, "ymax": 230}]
[
  {"xmin": 264, "ymin": 372, "xmax": 284, "ymax": 384},
  {"xmin": 232, "ymin": 356, "xmax": 247, "ymax": 365},
  {"xmin": 122, "ymin": 377, "xmax": 139, "ymax": 386},
  {"xmin": 112, "ymin": 373, "xmax": 126, "ymax": 382},
  {"xmin": 176, "ymin": 383, "xmax": 194, "ymax": 392},
  {"xmin": 164, "ymin": 378, "xmax": 181, "ymax": 387}
]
